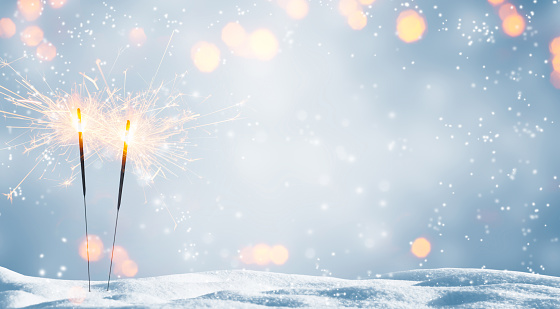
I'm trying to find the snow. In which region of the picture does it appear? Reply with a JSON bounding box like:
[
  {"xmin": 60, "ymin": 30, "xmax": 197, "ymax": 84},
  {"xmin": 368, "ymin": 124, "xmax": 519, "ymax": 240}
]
[{"xmin": 1, "ymin": 267, "xmax": 560, "ymax": 308}]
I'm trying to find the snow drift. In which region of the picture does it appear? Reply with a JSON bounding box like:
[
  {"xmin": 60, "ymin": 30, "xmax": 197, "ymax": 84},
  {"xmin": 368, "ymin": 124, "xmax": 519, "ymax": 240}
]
[{"xmin": 1, "ymin": 266, "xmax": 559, "ymax": 308}]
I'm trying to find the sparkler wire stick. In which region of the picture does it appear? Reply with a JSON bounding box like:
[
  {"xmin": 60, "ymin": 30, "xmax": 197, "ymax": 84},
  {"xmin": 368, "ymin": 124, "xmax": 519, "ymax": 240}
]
[
  {"xmin": 107, "ymin": 119, "xmax": 130, "ymax": 291},
  {"xmin": 77, "ymin": 108, "xmax": 91, "ymax": 292}
]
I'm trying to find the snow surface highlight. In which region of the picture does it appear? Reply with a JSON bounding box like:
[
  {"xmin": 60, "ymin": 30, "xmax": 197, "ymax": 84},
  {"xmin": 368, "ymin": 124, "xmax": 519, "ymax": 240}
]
[{"xmin": 1, "ymin": 266, "xmax": 559, "ymax": 308}]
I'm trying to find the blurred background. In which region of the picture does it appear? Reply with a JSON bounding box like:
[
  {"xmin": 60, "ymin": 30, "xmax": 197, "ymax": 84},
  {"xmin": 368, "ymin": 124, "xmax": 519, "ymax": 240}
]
[{"xmin": 1, "ymin": 0, "xmax": 560, "ymax": 281}]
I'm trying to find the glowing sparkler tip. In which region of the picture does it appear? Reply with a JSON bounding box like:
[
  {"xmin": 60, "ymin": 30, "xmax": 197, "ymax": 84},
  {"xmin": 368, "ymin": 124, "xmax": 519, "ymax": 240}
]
[
  {"xmin": 123, "ymin": 120, "xmax": 131, "ymax": 143},
  {"xmin": 76, "ymin": 108, "xmax": 83, "ymax": 132}
]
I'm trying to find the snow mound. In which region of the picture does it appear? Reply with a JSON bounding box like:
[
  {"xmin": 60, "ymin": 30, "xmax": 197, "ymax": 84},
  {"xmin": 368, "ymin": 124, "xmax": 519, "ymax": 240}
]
[{"xmin": 1, "ymin": 266, "xmax": 559, "ymax": 308}]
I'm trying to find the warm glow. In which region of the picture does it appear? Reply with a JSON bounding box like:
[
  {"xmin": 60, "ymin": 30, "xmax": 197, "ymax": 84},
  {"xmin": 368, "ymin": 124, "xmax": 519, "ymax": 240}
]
[
  {"xmin": 498, "ymin": 4, "xmax": 517, "ymax": 20},
  {"xmin": 222, "ymin": 22, "xmax": 246, "ymax": 48},
  {"xmin": 550, "ymin": 37, "xmax": 560, "ymax": 55},
  {"xmin": 270, "ymin": 245, "xmax": 289, "ymax": 265},
  {"xmin": 553, "ymin": 55, "xmax": 560, "ymax": 72},
  {"xmin": 358, "ymin": 0, "xmax": 375, "ymax": 5},
  {"xmin": 112, "ymin": 245, "xmax": 130, "ymax": 264},
  {"xmin": 347, "ymin": 10, "xmax": 367, "ymax": 30},
  {"xmin": 68, "ymin": 286, "xmax": 86, "ymax": 304},
  {"xmin": 70, "ymin": 97, "xmax": 89, "ymax": 132},
  {"xmin": 411, "ymin": 237, "xmax": 431, "ymax": 258},
  {"xmin": 110, "ymin": 246, "xmax": 140, "ymax": 277},
  {"xmin": 240, "ymin": 246, "xmax": 255, "ymax": 264},
  {"xmin": 123, "ymin": 119, "xmax": 131, "ymax": 143},
  {"xmin": 551, "ymin": 71, "xmax": 560, "ymax": 89},
  {"xmin": 240, "ymin": 244, "xmax": 289, "ymax": 266},
  {"xmin": 285, "ymin": 0, "xmax": 309, "ymax": 20},
  {"xmin": 129, "ymin": 27, "xmax": 147, "ymax": 47},
  {"xmin": 18, "ymin": 0, "xmax": 43, "ymax": 21},
  {"xmin": 121, "ymin": 259, "xmax": 138, "ymax": 277},
  {"xmin": 0, "ymin": 18, "xmax": 16, "ymax": 39},
  {"xmin": 49, "ymin": 0, "xmax": 67, "ymax": 9},
  {"xmin": 79, "ymin": 235, "xmax": 104, "ymax": 261},
  {"xmin": 191, "ymin": 41, "xmax": 221, "ymax": 72},
  {"xmin": 339, "ymin": 0, "xmax": 359, "ymax": 17},
  {"xmin": 397, "ymin": 10, "xmax": 427, "ymax": 43},
  {"xmin": 252, "ymin": 243, "xmax": 272, "ymax": 265},
  {"xmin": 502, "ymin": 14, "xmax": 525, "ymax": 37},
  {"xmin": 488, "ymin": 0, "xmax": 505, "ymax": 6},
  {"xmin": 21, "ymin": 25, "xmax": 44, "ymax": 46},
  {"xmin": 36, "ymin": 42, "xmax": 57, "ymax": 61},
  {"xmin": 76, "ymin": 108, "xmax": 83, "ymax": 132},
  {"xmin": 249, "ymin": 29, "xmax": 279, "ymax": 61}
]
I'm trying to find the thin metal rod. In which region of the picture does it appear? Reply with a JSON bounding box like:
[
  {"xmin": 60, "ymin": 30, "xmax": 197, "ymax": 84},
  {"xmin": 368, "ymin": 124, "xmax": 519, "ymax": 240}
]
[
  {"xmin": 82, "ymin": 195, "xmax": 91, "ymax": 292},
  {"xmin": 107, "ymin": 120, "xmax": 130, "ymax": 291},
  {"xmin": 77, "ymin": 108, "xmax": 90, "ymax": 292},
  {"xmin": 107, "ymin": 209, "xmax": 120, "ymax": 291}
]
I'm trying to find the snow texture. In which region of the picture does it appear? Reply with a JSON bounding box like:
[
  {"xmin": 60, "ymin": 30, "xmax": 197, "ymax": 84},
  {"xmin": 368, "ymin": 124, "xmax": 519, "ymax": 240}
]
[{"xmin": 1, "ymin": 266, "xmax": 559, "ymax": 308}]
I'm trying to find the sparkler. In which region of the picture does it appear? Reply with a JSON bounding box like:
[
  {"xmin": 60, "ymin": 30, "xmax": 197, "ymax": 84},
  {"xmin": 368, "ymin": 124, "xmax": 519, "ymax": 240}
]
[
  {"xmin": 107, "ymin": 119, "xmax": 130, "ymax": 291},
  {"xmin": 1, "ymin": 59, "xmax": 240, "ymax": 284},
  {"xmin": 0, "ymin": 73, "xmax": 107, "ymax": 201},
  {"xmin": 76, "ymin": 108, "xmax": 91, "ymax": 292}
]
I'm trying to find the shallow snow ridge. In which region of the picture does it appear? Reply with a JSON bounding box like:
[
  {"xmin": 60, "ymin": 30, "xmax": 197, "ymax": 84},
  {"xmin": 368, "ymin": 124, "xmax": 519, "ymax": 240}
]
[{"xmin": 1, "ymin": 266, "xmax": 559, "ymax": 308}]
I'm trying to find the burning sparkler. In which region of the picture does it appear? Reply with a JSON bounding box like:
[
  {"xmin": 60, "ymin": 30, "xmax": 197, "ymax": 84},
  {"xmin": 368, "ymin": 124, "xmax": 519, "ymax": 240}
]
[
  {"xmin": 1, "ymin": 58, "xmax": 240, "ymax": 287},
  {"xmin": 107, "ymin": 119, "xmax": 130, "ymax": 291},
  {"xmin": 0, "ymin": 71, "xmax": 107, "ymax": 201},
  {"xmin": 76, "ymin": 108, "xmax": 91, "ymax": 292}
]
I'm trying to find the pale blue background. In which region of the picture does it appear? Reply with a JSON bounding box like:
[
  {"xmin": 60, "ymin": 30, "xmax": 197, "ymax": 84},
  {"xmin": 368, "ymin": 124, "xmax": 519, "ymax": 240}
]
[{"xmin": 1, "ymin": 0, "xmax": 560, "ymax": 280}]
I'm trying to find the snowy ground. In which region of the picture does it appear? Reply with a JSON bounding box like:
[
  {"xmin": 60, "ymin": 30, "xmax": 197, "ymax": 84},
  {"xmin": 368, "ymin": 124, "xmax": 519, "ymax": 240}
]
[{"xmin": 1, "ymin": 266, "xmax": 560, "ymax": 308}]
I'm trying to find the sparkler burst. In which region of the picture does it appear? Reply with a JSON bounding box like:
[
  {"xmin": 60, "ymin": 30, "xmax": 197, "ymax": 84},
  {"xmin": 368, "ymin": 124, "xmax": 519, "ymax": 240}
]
[
  {"xmin": 0, "ymin": 59, "xmax": 238, "ymax": 202},
  {"xmin": 0, "ymin": 66, "xmax": 107, "ymax": 201},
  {"xmin": 100, "ymin": 83, "xmax": 200, "ymax": 182}
]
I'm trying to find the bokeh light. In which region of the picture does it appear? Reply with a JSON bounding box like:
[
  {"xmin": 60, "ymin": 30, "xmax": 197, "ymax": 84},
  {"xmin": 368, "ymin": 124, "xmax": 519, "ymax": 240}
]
[
  {"xmin": 110, "ymin": 246, "xmax": 138, "ymax": 277},
  {"xmin": 239, "ymin": 244, "xmax": 290, "ymax": 266},
  {"xmin": 240, "ymin": 246, "xmax": 255, "ymax": 264},
  {"xmin": 396, "ymin": 10, "xmax": 427, "ymax": 43},
  {"xmin": 249, "ymin": 29, "xmax": 279, "ymax": 61},
  {"xmin": 488, "ymin": 0, "xmax": 505, "ymax": 6},
  {"xmin": 550, "ymin": 37, "xmax": 560, "ymax": 55},
  {"xmin": 78, "ymin": 235, "xmax": 104, "ymax": 262},
  {"xmin": 285, "ymin": 0, "xmax": 309, "ymax": 20},
  {"xmin": 129, "ymin": 27, "xmax": 147, "ymax": 47},
  {"xmin": 49, "ymin": 0, "xmax": 67, "ymax": 9},
  {"xmin": 498, "ymin": 3, "xmax": 517, "ymax": 20},
  {"xmin": 551, "ymin": 71, "xmax": 560, "ymax": 89},
  {"xmin": 411, "ymin": 237, "xmax": 431, "ymax": 258},
  {"xmin": 0, "ymin": 18, "xmax": 16, "ymax": 39},
  {"xmin": 270, "ymin": 245, "xmax": 289, "ymax": 265},
  {"xmin": 36, "ymin": 42, "xmax": 57, "ymax": 61},
  {"xmin": 221, "ymin": 22, "xmax": 246, "ymax": 48},
  {"xmin": 191, "ymin": 41, "xmax": 221, "ymax": 72},
  {"xmin": 339, "ymin": 0, "xmax": 359, "ymax": 17},
  {"xmin": 18, "ymin": 0, "xmax": 43, "ymax": 21},
  {"xmin": 121, "ymin": 259, "xmax": 139, "ymax": 277},
  {"xmin": 358, "ymin": 0, "xmax": 375, "ymax": 5},
  {"xmin": 502, "ymin": 13, "xmax": 525, "ymax": 37},
  {"xmin": 20, "ymin": 26, "xmax": 44, "ymax": 46},
  {"xmin": 553, "ymin": 55, "xmax": 560, "ymax": 72},
  {"xmin": 112, "ymin": 245, "xmax": 130, "ymax": 264},
  {"xmin": 347, "ymin": 10, "xmax": 367, "ymax": 30},
  {"xmin": 252, "ymin": 243, "xmax": 272, "ymax": 265}
]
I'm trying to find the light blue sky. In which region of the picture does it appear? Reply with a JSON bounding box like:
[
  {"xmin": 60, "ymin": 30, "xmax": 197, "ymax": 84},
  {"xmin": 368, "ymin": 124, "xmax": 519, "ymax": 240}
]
[{"xmin": 1, "ymin": 0, "xmax": 560, "ymax": 280}]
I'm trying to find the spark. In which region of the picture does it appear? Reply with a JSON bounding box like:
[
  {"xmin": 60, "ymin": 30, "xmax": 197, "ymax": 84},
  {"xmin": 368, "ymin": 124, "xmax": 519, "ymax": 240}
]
[
  {"xmin": 1, "ymin": 44, "xmax": 240, "ymax": 231},
  {"xmin": 0, "ymin": 63, "xmax": 202, "ymax": 197}
]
